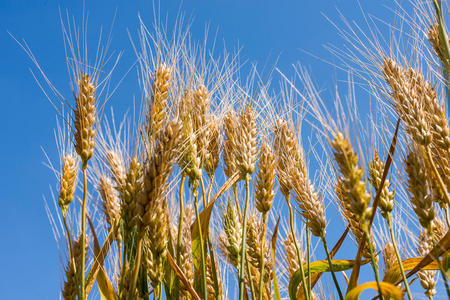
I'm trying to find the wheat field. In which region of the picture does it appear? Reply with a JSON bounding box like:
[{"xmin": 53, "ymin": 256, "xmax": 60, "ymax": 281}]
[{"xmin": 9, "ymin": 0, "xmax": 450, "ymax": 299}]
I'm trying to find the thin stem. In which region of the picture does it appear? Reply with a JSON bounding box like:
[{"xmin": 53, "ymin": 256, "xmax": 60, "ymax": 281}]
[
  {"xmin": 129, "ymin": 238, "xmax": 143, "ymax": 300},
  {"xmin": 386, "ymin": 215, "xmax": 413, "ymax": 300},
  {"xmin": 239, "ymin": 178, "xmax": 251, "ymax": 300},
  {"xmin": 286, "ymin": 195, "xmax": 309, "ymax": 300},
  {"xmin": 194, "ymin": 188, "xmax": 208, "ymax": 299},
  {"xmin": 63, "ymin": 215, "xmax": 79, "ymax": 298},
  {"xmin": 207, "ymin": 175, "xmax": 215, "ymax": 203},
  {"xmin": 233, "ymin": 184, "xmax": 242, "ymax": 219},
  {"xmin": 321, "ymin": 234, "xmax": 344, "ymax": 300},
  {"xmin": 200, "ymin": 176, "xmax": 207, "ymax": 207},
  {"xmin": 258, "ymin": 213, "xmax": 268, "ymax": 300},
  {"xmin": 363, "ymin": 228, "xmax": 383, "ymax": 300},
  {"xmin": 80, "ymin": 162, "xmax": 88, "ymax": 300},
  {"xmin": 446, "ymin": 208, "xmax": 450, "ymax": 228},
  {"xmin": 246, "ymin": 250, "xmax": 256, "ymax": 300},
  {"xmin": 207, "ymin": 237, "xmax": 220, "ymax": 300},
  {"xmin": 118, "ymin": 240, "xmax": 123, "ymax": 273},
  {"xmin": 306, "ymin": 227, "xmax": 311, "ymax": 295},
  {"xmin": 177, "ymin": 176, "xmax": 186, "ymax": 268},
  {"xmin": 426, "ymin": 148, "xmax": 450, "ymax": 206}
]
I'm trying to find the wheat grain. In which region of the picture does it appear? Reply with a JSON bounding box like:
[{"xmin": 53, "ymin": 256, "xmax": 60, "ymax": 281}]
[{"xmin": 58, "ymin": 153, "xmax": 78, "ymax": 217}]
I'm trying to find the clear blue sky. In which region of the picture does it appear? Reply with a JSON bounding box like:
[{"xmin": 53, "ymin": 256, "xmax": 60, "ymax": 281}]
[{"xmin": 0, "ymin": 0, "xmax": 415, "ymax": 299}]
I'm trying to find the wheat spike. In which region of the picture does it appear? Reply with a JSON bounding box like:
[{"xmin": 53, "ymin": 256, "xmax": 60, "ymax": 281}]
[
  {"xmin": 236, "ymin": 105, "xmax": 258, "ymax": 178},
  {"xmin": 204, "ymin": 115, "xmax": 221, "ymax": 179},
  {"xmin": 382, "ymin": 243, "xmax": 396, "ymax": 274},
  {"xmin": 405, "ymin": 148, "xmax": 435, "ymax": 231},
  {"xmin": 219, "ymin": 202, "xmax": 243, "ymax": 267},
  {"xmin": 58, "ymin": 153, "xmax": 78, "ymax": 217},
  {"xmin": 369, "ymin": 152, "xmax": 395, "ymax": 218},
  {"xmin": 98, "ymin": 175, "xmax": 121, "ymax": 229},
  {"xmin": 417, "ymin": 231, "xmax": 437, "ymax": 298},
  {"xmin": 147, "ymin": 63, "xmax": 171, "ymax": 141},
  {"xmin": 255, "ymin": 142, "xmax": 276, "ymax": 214},
  {"xmin": 223, "ymin": 110, "xmax": 239, "ymax": 178},
  {"xmin": 193, "ymin": 83, "xmax": 211, "ymax": 165},
  {"xmin": 179, "ymin": 205, "xmax": 195, "ymax": 297},
  {"xmin": 74, "ymin": 74, "xmax": 96, "ymax": 163},
  {"xmin": 106, "ymin": 150, "xmax": 127, "ymax": 191}
]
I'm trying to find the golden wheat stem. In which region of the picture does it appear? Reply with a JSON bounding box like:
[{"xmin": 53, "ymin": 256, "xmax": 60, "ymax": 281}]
[
  {"xmin": 239, "ymin": 179, "xmax": 251, "ymax": 300},
  {"xmin": 193, "ymin": 188, "xmax": 208, "ymax": 299},
  {"xmin": 321, "ymin": 234, "xmax": 344, "ymax": 300},
  {"xmin": 177, "ymin": 175, "xmax": 186, "ymax": 269},
  {"xmin": 245, "ymin": 247, "xmax": 256, "ymax": 300},
  {"xmin": 258, "ymin": 212, "xmax": 268, "ymax": 300},
  {"xmin": 446, "ymin": 209, "xmax": 450, "ymax": 228},
  {"xmin": 207, "ymin": 175, "xmax": 215, "ymax": 203},
  {"xmin": 80, "ymin": 162, "xmax": 88, "ymax": 300},
  {"xmin": 363, "ymin": 228, "xmax": 384, "ymax": 300},
  {"xmin": 130, "ymin": 238, "xmax": 143, "ymax": 300},
  {"xmin": 200, "ymin": 177, "xmax": 207, "ymax": 207},
  {"xmin": 118, "ymin": 240, "xmax": 123, "ymax": 274},
  {"xmin": 425, "ymin": 147, "xmax": 450, "ymax": 206},
  {"xmin": 306, "ymin": 227, "xmax": 311, "ymax": 295},
  {"xmin": 386, "ymin": 215, "xmax": 413, "ymax": 300},
  {"xmin": 287, "ymin": 194, "xmax": 309, "ymax": 300},
  {"xmin": 233, "ymin": 184, "xmax": 242, "ymax": 219}
]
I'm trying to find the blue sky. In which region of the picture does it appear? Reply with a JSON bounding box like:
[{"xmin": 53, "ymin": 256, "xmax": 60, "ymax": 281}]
[{"xmin": 0, "ymin": 0, "xmax": 427, "ymax": 299}]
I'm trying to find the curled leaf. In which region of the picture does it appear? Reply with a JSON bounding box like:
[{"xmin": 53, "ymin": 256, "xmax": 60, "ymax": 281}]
[{"xmin": 345, "ymin": 281, "xmax": 402, "ymax": 300}]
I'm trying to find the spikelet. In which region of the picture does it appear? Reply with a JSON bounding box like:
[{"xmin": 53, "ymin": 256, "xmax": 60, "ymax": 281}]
[
  {"xmin": 283, "ymin": 233, "xmax": 301, "ymax": 276},
  {"xmin": 273, "ymin": 118, "xmax": 303, "ymax": 197},
  {"xmin": 193, "ymin": 83, "xmax": 211, "ymax": 165},
  {"xmin": 178, "ymin": 90, "xmax": 202, "ymax": 189},
  {"xmin": 106, "ymin": 150, "xmax": 126, "ymax": 191},
  {"xmin": 179, "ymin": 205, "xmax": 195, "ymax": 297},
  {"xmin": 121, "ymin": 156, "xmax": 143, "ymax": 229},
  {"xmin": 62, "ymin": 234, "xmax": 89, "ymax": 300},
  {"xmin": 417, "ymin": 231, "xmax": 437, "ymax": 298},
  {"xmin": 206, "ymin": 255, "xmax": 223, "ymax": 300},
  {"xmin": 98, "ymin": 175, "xmax": 121, "ymax": 229},
  {"xmin": 138, "ymin": 118, "xmax": 182, "ymax": 229},
  {"xmin": 73, "ymin": 74, "xmax": 96, "ymax": 163},
  {"xmin": 58, "ymin": 153, "xmax": 78, "ymax": 217},
  {"xmin": 236, "ymin": 105, "xmax": 258, "ymax": 179},
  {"xmin": 219, "ymin": 202, "xmax": 242, "ymax": 267},
  {"xmin": 331, "ymin": 132, "xmax": 370, "ymax": 220},
  {"xmin": 382, "ymin": 243, "xmax": 396, "ymax": 274},
  {"xmin": 255, "ymin": 142, "xmax": 276, "ymax": 214},
  {"xmin": 223, "ymin": 110, "xmax": 239, "ymax": 178},
  {"xmin": 336, "ymin": 180, "xmax": 374, "ymax": 259},
  {"xmin": 428, "ymin": 23, "xmax": 449, "ymax": 67},
  {"xmin": 369, "ymin": 152, "xmax": 395, "ymax": 218},
  {"xmin": 204, "ymin": 115, "xmax": 221, "ymax": 179},
  {"xmin": 144, "ymin": 226, "xmax": 168, "ymax": 288},
  {"xmin": 147, "ymin": 63, "xmax": 171, "ymax": 141},
  {"xmin": 405, "ymin": 148, "xmax": 435, "ymax": 231}
]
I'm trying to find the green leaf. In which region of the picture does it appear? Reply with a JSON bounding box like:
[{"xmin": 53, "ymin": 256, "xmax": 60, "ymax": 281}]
[
  {"xmin": 345, "ymin": 282, "xmax": 402, "ymax": 300},
  {"xmin": 383, "ymin": 257, "xmax": 440, "ymax": 283},
  {"xmin": 289, "ymin": 259, "xmax": 370, "ymax": 299},
  {"xmin": 271, "ymin": 216, "xmax": 282, "ymax": 300}
]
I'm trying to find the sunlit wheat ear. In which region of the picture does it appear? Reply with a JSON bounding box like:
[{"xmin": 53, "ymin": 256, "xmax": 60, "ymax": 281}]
[
  {"xmin": 178, "ymin": 90, "xmax": 202, "ymax": 189},
  {"xmin": 139, "ymin": 118, "xmax": 182, "ymax": 229},
  {"xmin": 147, "ymin": 63, "xmax": 171, "ymax": 142},
  {"xmin": 179, "ymin": 205, "xmax": 195, "ymax": 297},
  {"xmin": 58, "ymin": 153, "xmax": 78, "ymax": 217},
  {"xmin": 206, "ymin": 255, "xmax": 223, "ymax": 300},
  {"xmin": 204, "ymin": 115, "xmax": 221, "ymax": 179},
  {"xmin": 223, "ymin": 109, "xmax": 239, "ymax": 178},
  {"xmin": 428, "ymin": 23, "xmax": 448, "ymax": 65},
  {"xmin": 382, "ymin": 242, "xmax": 396, "ymax": 274},
  {"xmin": 369, "ymin": 151, "xmax": 394, "ymax": 218},
  {"xmin": 121, "ymin": 156, "xmax": 143, "ymax": 230},
  {"xmin": 255, "ymin": 142, "xmax": 276, "ymax": 214},
  {"xmin": 219, "ymin": 201, "xmax": 243, "ymax": 267},
  {"xmin": 236, "ymin": 104, "xmax": 258, "ymax": 179},
  {"xmin": 106, "ymin": 150, "xmax": 126, "ymax": 191},
  {"xmin": 382, "ymin": 58, "xmax": 432, "ymax": 147},
  {"xmin": 405, "ymin": 147, "xmax": 435, "ymax": 231},
  {"xmin": 62, "ymin": 234, "xmax": 89, "ymax": 300},
  {"xmin": 417, "ymin": 231, "xmax": 437, "ymax": 299},
  {"xmin": 283, "ymin": 233, "xmax": 301, "ymax": 277},
  {"xmin": 273, "ymin": 118, "xmax": 302, "ymax": 197},
  {"xmin": 335, "ymin": 181, "xmax": 373, "ymax": 259},
  {"xmin": 193, "ymin": 83, "xmax": 211, "ymax": 165},
  {"xmin": 98, "ymin": 175, "xmax": 121, "ymax": 230},
  {"xmin": 331, "ymin": 131, "xmax": 370, "ymax": 219},
  {"xmin": 74, "ymin": 74, "xmax": 97, "ymax": 164}
]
